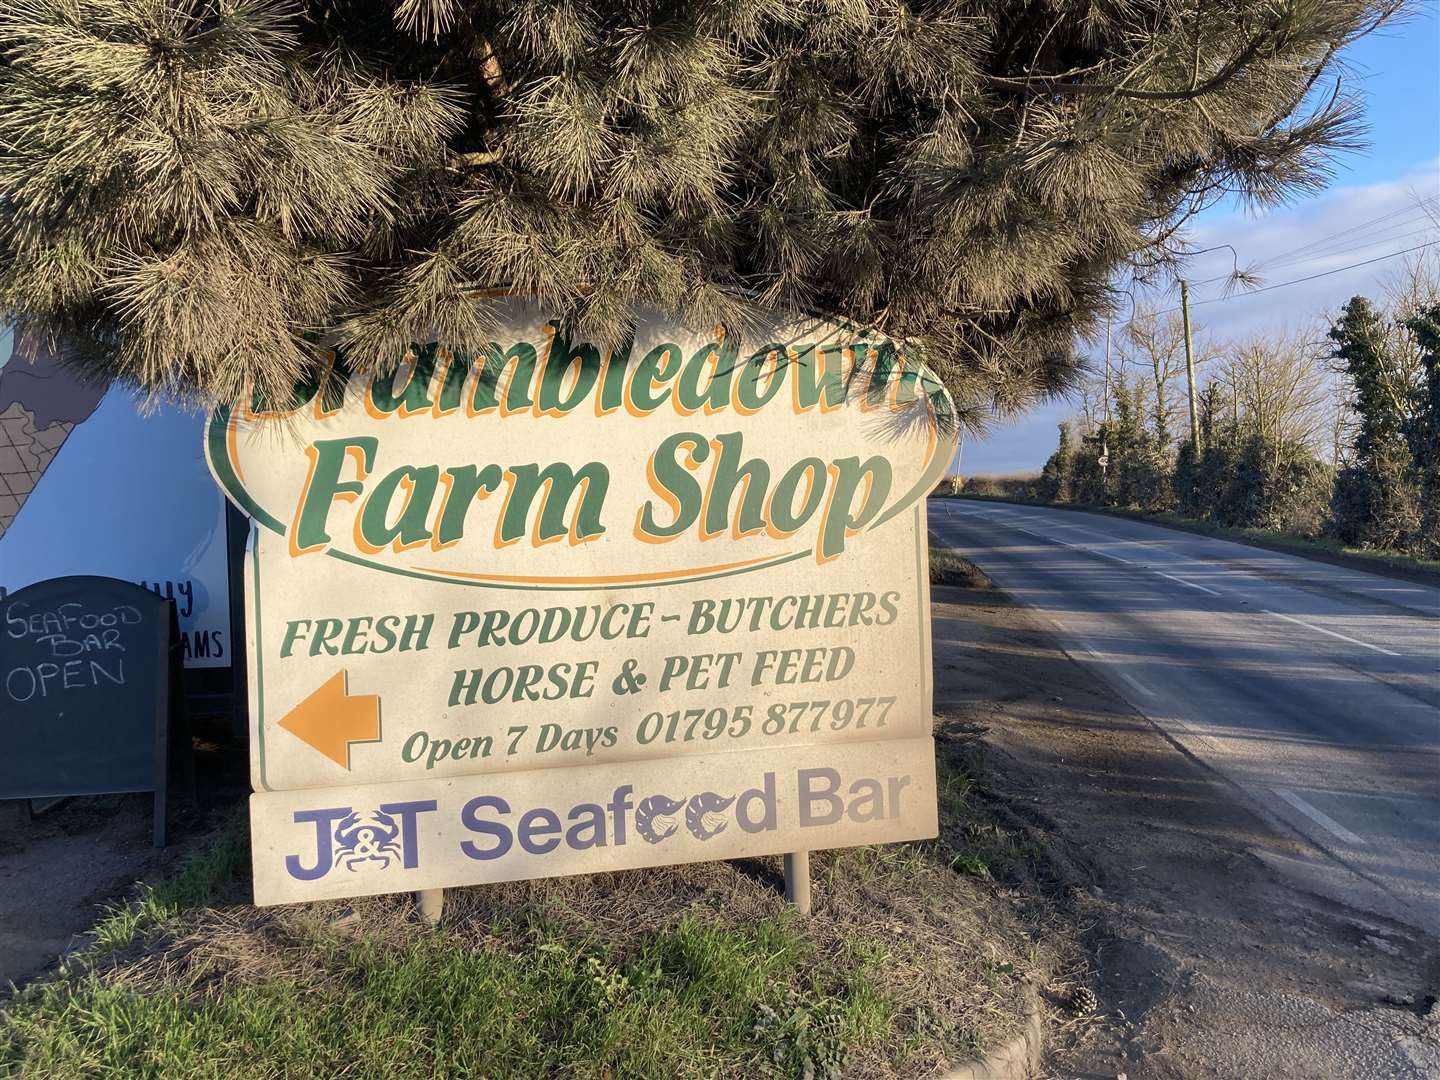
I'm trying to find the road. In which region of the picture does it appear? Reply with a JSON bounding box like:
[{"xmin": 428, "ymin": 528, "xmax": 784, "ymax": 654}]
[{"xmin": 929, "ymin": 498, "xmax": 1440, "ymax": 936}]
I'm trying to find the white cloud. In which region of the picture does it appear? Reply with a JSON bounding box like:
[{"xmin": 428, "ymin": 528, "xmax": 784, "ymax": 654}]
[{"xmin": 1175, "ymin": 158, "xmax": 1439, "ymax": 342}]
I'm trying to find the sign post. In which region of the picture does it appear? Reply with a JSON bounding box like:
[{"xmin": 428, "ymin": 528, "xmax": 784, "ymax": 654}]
[
  {"xmin": 416, "ymin": 887, "xmax": 444, "ymax": 925},
  {"xmin": 784, "ymin": 850, "xmax": 812, "ymax": 915},
  {"xmin": 208, "ymin": 298, "xmax": 956, "ymax": 908}
]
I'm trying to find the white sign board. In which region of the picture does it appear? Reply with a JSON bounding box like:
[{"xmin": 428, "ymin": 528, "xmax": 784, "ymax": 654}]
[{"xmin": 208, "ymin": 299, "xmax": 955, "ymax": 905}]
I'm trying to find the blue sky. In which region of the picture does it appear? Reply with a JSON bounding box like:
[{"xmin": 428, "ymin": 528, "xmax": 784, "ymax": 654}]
[
  {"xmin": 1329, "ymin": 13, "xmax": 1440, "ymax": 188},
  {"xmin": 962, "ymin": 9, "xmax": 1440, "ymax": 475}
]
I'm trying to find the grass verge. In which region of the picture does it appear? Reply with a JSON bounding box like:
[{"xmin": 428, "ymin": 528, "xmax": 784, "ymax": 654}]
[
  {"xmin": 929, "ymin": 547, "xmax": 994, "ymax": 590},
  {"xmin": 0, "ymin": 741, "xmax": 1063, "ymax": 1079},
  {"xmin": 943, "ymin": 493, "xmax": 1440, "ymax": 585}
]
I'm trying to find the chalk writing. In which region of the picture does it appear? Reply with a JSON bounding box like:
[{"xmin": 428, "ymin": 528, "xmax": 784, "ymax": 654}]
[
  {"xmin": 4, "ymin": 597, "xmax": 142, "ymax": 669},
  {"xmin": 0, "ymin": 575, "xmax": 180, "ymax": 845},
  {"xmin": 1, "ymin": 575, "xmax": 175, "ymax": 813},
  {"xmin": 5, "ymin": 657, "xmax": 125, "ymax": 703}
]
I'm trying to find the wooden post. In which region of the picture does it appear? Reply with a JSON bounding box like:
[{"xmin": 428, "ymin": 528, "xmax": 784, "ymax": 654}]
[
  {"xmin": 151, "ymin": 604, "xmax": 173, "ymax": 849},
  {"xmin": 1181, "ymin": 279, "xmax": 1201, "ymax": 450},
  {"xmin": 416, "ymin": 888, "xmax": 444, "ymax": 925},
  {"xmin": 783, "ymin": 851, "xmax": 811, "ymax": 914},
  {"xmin": 1102, "ymin": 318, "xmax": 1112, "ymax": 428}
]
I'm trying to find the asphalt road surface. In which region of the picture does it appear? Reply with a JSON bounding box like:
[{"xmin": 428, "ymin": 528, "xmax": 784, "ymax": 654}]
[{"xmin": 929, "ymin": 498, "xmax": 1440, "ymax": 937}]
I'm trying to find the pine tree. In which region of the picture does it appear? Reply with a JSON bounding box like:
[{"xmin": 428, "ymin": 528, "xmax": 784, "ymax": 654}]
[{"xmin": 0, "ymin": 0, "xmax": 1395, "ymax": 409}]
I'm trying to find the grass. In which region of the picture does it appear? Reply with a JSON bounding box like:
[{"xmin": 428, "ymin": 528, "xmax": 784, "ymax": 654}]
[
  {"xmin": 6, "ymin": 913, "xmax": 856, "ymax": 1079},
  {"xmin": 82, "ymin": 817, "xmax": 252, "ymax": 957},
  {"xmin": 942, "ymin": 493, "xmax": 1440, "ymax": 584},
  {"xmin": 0, "ymin": 740, "xmax": 1061, "ymax": 1080},
  {"xmin": 929, "ymin": 547, "xmax": 993, "ymax": 590}
]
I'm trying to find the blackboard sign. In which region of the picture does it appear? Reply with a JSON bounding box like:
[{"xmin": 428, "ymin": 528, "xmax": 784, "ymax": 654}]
[{"xmin": 1, "ymin": 575, "xmax": 181, "ymax": 845}]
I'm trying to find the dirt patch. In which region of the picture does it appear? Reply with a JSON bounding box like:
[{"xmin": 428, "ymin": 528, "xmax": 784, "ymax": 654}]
[
  {"xmin": 929, "ymin": 580, "xmax": 1440, "ymax": 1078},
  {"xmin": 0, "ymin": 730, "xmax": 248, "ymax": 986},
  {"xmin": 1, "ymin": 795, "xmax": 165, "ymax": 984}
]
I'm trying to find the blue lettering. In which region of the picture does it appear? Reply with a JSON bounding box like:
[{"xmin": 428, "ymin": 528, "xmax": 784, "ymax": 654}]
[
  {"xmin": 460, "ymin": 795, "xmax": 512, "ymax": 860},
  {"xmin": 285, "ymin": 806, "xmax": 351, "ymax": 880},
  {"xmin": 798, "ymin": 768, "xmax": 843, "ymax": 826},
  {"xmin": 607, "ymin": 785, "xmax": 634, "ymax": 846},
  {"xmin": 518, "ymin": 807, "xmax": 562, "ymax": 854},
  {"xmin": 379, "ymin": 799, "xmax": 437, "ymax": 868},
  {"xmin": 565, "ymin": 803, "xmax": 606, "ymax": 849}
]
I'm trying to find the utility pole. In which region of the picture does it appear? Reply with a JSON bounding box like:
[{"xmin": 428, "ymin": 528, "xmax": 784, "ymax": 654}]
[
  {"xmin": 1103, "ymin": 318, "xmax": 1112, "ymax": 427},
  {"xmin": 1180, "ymin": 279, "xmax": 1201, "ymax": 450},
  {"xmin": 1099, "ymin": 319, "xmax": 1111, "ymax": 477},
  {"xmin": 950, "ymin": 430, "xmax": 965, "ymax": 495}
]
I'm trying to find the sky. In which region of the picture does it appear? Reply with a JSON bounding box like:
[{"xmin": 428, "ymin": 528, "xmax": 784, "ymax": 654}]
[{"xmin": 961, "ymin": 10, "xmax": 1440, "ymax": 476}]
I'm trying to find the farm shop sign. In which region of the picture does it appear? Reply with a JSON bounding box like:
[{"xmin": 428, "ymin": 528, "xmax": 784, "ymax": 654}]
[{"xmin": 208, "ymin": 298, "xmax": 956, "ymax": 905}]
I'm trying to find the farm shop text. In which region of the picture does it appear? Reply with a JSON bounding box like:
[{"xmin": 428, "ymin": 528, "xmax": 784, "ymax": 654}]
[{"xmin": 239, "ymin": 328, "xmax": 944, "ymax": 568}]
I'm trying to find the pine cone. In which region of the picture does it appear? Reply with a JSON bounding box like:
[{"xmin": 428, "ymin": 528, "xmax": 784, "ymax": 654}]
[{"xmin": 1067, "ymin": 986, "xmax": 1099, "ymax": 1015}]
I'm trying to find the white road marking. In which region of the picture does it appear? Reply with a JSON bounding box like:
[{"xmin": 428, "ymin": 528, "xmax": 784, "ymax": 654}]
[
  {"xmin": 1273, "ymin": 788, "xmax": 1366, "ymax": 846},
  {"xmin": 1157, "ymin": 571, "xmax": 1222, "ymax": 596},
  {"xmin": 1077, "ymin": 641, "xmax": 1153, "ymax": 695},
  {"xmin": 1261, "ymin": 609, "xmax": 1402, "ymax": 657},
  {"xmin": 1007, "ymin": 523, "xmax": 1137, "ymax": 565},
  {"xmin": 1089, "ymin": 548, "xmax": 1133, "ymax": 564},
  {"xmin": 1117, "ymin": 671, "xmax": 1154, "ymax": 695}
]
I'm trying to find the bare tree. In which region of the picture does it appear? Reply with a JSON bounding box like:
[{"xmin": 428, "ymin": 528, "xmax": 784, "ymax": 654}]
[
  {"xmin": 1376, "ymin": 251, "xmax": 1440, "ymax": 409},
  {"xmin": 1123, "ymin": 305, "xmax": 1194, "ymax": 447},
  {"xmin": 1071, "ymin": 372, "xmax": 1110, "ymax": 437},
  {"xmin": 1329, "ymin": 378, "xmax": 1356, "ymax": 470},
  {"xmin": 1217, "ymin": 327, "xmax": 1332, "ymax": 452}
]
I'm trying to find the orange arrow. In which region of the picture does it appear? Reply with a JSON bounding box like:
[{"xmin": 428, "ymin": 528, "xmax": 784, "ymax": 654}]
[{"xmin": 277, "ymin": 671, "xmax": 381, "ymax": 769}]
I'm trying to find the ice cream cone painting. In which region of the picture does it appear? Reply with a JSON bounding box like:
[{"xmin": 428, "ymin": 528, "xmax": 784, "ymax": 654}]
[{"xmin": 0, "ymin": 340, "xmax": 107, "ymax": 537}]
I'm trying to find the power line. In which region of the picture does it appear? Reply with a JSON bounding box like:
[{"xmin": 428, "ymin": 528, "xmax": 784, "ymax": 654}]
[
  {"xmin": 1186, "ymin": 222, "xmax": 1433, "ymax": 287},
  {"xmin": 1161, "ymin": 240, "xmax": 1439, "ymax": 314},
  {"xmin": 1264, "ymin": 224, "xmax": 1437, "ymax": 272},
  {"xmin": 1183, "ymin": 202, "xmax": 1438, "ymax": 287},
  {"xmin": 1247, "ymin": 201, "xmax": 1437, "ymax": 272}
]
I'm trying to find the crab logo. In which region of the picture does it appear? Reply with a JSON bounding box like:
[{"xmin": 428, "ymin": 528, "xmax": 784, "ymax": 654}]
[
  {"xmin": 284, "ymin": 800, "xmax": 437, "ymax": 882},
  {"xmin": 333, "ymin": 810, "xmax": 403, "ymax": 871}
]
